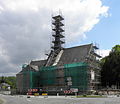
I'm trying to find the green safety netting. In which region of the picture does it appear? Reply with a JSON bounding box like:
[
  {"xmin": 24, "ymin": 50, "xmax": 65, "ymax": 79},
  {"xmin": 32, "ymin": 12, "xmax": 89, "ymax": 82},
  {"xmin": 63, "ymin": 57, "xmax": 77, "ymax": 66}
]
[
  {"xmin": 39, "ymin": 62, "xmax": 89, "ymax": 90},
  {"xmin": 22, "ymin": 71, "xmax": 39, "ymax": 89},
  {"xmin": 21, "ymin": 62, "xmax": 89, "ymax": 91}
]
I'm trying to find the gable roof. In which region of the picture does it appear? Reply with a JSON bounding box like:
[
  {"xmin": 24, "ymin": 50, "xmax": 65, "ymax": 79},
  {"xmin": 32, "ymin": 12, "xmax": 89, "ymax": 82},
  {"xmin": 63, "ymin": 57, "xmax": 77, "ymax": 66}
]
[
  {"xmin": 17, "ymin": 60, "xmax": 46, "ymax": 74},
  {"xmin": 57, "ymin": 44, "xmax": 92, "ymax": 66}
]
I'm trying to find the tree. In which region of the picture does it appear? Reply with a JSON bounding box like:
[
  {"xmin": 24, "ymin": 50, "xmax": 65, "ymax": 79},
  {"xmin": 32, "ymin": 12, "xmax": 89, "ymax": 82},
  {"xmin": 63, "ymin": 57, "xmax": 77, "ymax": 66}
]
[
  {"xmin": 0, "ymin": 76, "xmax": 16, "ymax": 88},
  {"xmin": 0, "ymin": 76, "xmax": 5, "ymax": 83},
  {"xmin": 101, "ymin": 45, "xmax": 120, "ymax": 87}
]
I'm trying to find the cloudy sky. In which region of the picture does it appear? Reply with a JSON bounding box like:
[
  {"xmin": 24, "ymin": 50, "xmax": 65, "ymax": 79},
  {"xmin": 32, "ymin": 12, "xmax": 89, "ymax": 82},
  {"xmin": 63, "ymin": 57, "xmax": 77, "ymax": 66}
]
[{"xmin": 0, "ymin": 0, "xmax": 119, "ymax": 76}]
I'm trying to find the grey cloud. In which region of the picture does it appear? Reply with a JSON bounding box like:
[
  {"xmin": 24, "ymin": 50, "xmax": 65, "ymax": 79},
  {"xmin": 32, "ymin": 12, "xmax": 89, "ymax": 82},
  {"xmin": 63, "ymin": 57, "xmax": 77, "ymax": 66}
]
[{"xmin": 0, "ymin": 9, "xmax": 51, "ymax": 75}]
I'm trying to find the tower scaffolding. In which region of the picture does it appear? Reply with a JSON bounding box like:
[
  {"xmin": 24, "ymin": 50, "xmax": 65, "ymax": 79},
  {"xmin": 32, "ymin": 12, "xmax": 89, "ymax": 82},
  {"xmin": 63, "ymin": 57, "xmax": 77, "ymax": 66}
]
[{"xmin": 45, "ymin": 14, "xmax": 65, "ymax": 66}]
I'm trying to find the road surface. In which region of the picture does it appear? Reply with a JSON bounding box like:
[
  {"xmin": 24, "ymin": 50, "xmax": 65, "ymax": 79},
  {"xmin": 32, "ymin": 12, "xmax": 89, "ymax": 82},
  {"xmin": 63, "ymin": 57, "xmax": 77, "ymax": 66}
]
[{"xmin": 0, "ymin": 94, "xmax": 120, "ymax": 104}]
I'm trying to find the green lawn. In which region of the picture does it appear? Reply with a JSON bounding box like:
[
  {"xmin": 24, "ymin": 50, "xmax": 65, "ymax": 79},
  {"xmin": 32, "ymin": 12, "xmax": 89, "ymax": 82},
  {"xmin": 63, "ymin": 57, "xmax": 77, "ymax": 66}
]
[
  {"xmin": 0, "ymin": 99, "xmax": 3, "ymax": 104},
  {"xmin": 76, "ymin": 95, "xmax": 106, "ymax": 98}
]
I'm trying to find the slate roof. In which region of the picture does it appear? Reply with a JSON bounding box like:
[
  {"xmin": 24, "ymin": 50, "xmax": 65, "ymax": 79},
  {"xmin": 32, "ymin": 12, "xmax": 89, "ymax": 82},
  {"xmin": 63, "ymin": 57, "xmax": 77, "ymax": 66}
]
[
  {"xmin": 57, "ymin": 44, "xmax": 92, "ymax": 66},
  {"xmin": 30, "ymin": 60, "xmax": 46, "ymax": 67},
  {"xmin": 22, "ymin": 65, "xmax": 37, "ymax": 72},
  {"xmin": 17, "ymin": 43, "xmax": 97, "ymax": 74}
]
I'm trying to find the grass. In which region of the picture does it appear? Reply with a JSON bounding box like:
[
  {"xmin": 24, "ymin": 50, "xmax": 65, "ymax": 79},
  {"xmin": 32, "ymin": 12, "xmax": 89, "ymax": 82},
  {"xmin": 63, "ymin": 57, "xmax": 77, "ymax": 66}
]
[
  {"xmin": 0, "ymin": 99, "xmax": 3, "ymax": 104},
  {"xmin": 76, "ymin": 95, "xmax": 106, "ymax": 98}
]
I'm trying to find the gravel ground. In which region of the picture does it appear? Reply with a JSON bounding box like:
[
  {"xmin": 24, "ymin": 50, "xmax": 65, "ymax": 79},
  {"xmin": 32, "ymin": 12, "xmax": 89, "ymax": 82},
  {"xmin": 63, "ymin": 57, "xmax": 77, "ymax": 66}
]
[{"xmin": 1, "ymin": 94, "xmax": 120, "ymax": 104}]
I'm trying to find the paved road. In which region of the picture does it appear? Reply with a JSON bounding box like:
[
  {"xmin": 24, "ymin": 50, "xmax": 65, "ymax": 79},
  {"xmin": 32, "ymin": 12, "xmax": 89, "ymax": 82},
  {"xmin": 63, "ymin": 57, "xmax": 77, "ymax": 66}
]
[{"xmin": 0, "ymin": 95, "xmax": 120, "ymax": 104}]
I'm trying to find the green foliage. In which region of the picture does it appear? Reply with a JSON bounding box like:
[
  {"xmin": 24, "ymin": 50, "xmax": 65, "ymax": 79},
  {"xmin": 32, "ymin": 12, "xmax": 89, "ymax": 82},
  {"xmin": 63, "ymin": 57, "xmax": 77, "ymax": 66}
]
[
  {"xmin": 101, "ymin": 45, "xmax": 120, "ymax": 87},
  {"xmin": 112, "ymin": 45, "xmax": 120, "ymax": 53},
  {"xmin": 100, "ymin": 57, "xmax": 107, "ymax": 66},
  {"xmin": 0, "ymin": 76, "xmax": 16, "ymax": 88}
]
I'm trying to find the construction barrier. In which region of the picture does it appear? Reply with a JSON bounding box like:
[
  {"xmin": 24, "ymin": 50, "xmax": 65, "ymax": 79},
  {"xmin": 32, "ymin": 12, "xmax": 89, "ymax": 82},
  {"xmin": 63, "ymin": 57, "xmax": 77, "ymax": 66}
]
[
  {"xmin": 42, "ymin": 93, "xmax": 48, "ymax": 96},
  {"xmin": 34, "ymin": 93, "xmax": 39, "ymax": 96},
  {"xmin": 64, "ymin": 90, "xmax": 73, "ymax": 94}
]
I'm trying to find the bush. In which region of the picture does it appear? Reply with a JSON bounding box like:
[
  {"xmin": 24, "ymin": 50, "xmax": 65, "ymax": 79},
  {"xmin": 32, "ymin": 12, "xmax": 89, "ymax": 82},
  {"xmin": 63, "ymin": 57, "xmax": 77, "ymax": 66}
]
[{"xmin": 83, "ymin": 94, "xmax": 87, "ymax": 97}]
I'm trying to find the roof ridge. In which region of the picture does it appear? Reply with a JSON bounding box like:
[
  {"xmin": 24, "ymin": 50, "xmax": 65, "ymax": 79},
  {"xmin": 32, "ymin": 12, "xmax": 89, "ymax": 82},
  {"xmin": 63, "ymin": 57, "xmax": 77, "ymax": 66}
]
[{"xmin": 65, "ymin": 43, "xmax": 92, "ymax": 50}]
